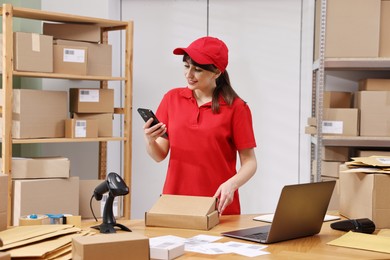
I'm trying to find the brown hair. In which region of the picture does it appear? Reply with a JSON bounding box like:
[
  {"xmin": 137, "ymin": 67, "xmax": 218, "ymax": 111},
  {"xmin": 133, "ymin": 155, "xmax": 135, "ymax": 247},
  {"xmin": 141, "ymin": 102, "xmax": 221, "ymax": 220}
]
[{"xmin": 183, "ymin": 54, "xmax": 239, "ymax": 113}]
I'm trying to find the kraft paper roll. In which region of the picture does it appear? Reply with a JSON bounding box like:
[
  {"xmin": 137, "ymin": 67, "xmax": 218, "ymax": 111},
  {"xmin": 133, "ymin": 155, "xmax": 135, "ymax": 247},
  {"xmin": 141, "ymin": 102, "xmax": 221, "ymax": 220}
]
[{"xmin": 19, "ymin": 214, "xmax": 48, "ymax": 226}]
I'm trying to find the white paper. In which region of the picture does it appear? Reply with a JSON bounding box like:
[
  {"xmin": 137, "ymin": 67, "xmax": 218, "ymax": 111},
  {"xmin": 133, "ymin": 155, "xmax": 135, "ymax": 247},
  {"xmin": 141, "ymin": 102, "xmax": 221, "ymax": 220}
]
[{"xmin": 224, "ymin": 241, "xmax": 269, "ymax": 257}]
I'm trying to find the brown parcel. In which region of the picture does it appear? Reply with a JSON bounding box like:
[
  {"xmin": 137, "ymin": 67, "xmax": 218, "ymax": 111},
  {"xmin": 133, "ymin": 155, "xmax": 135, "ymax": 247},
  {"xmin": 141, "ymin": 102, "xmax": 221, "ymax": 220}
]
[
  {"xmin": 65, "ymin": 119, "xmax": 98, "ymax": 138},
  {"xmin": 0, "ymin": 174, "xmax": 7, "ymax": 231},
  {"xmin": 72, "ymin": 232, "xmax": 149, "ymax": 260},
  {"xmin": 12, "ymin": 177, "xmax": 79, "ymax": 226},
  {"xmin": 323, "ymin": 108, "xmax": 359, "ymax": 136},
  {"xmin": 69, "ymin": 88, "xmax": 114, "ymax": 113},
  {"xmin": 339, "ymin": 170, "xmax": 390, "ymax": 229},
  {"xmin": 0, "ymin": 32, "xmax": 53, "ymax": 73},
  {"xmin": 43, "ymin": 22, "xmax": 101, "ymax": 43},
  {"xmin": 53, "ymin": 45, "xmax": 88, "ymax": 75},
  {"xmin": 73, "ymin": 113, "xmax": 113, "ymax": 137},
  {"xmin": 314, "ymin": 0, "xmax": 380, "ymax": 59},
  {"xmin": 359, "ymin": 78, "xmax": 390, "ymax": 91},
  {"xmin": 0, "ymin": 89, "xmax": 68, "ymax": 139},
  {"xmin": 55, "ymin": 39, "xmax": 112, "ymax": 76},
  {"xmin": 145, "ymin": 194, "xmax": 219, "ymax": 230},
  {"xmin": 0, "ymin": 157, "xmax": 70, "ymax": 179}
]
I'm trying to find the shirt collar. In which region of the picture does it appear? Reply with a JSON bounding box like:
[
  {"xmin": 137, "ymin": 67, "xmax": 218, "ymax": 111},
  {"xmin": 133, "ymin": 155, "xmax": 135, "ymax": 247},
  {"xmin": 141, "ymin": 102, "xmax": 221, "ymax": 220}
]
[{"xmin": 179, "ymin": 87, "xmax": 228, "ymax": 106}]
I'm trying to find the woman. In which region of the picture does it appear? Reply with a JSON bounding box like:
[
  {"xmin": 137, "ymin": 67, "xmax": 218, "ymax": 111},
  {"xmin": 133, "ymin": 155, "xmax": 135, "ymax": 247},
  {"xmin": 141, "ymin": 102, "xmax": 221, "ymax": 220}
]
[{"xmin": 143, "ymin": 36, "xmax": 257, "ymax": 215}]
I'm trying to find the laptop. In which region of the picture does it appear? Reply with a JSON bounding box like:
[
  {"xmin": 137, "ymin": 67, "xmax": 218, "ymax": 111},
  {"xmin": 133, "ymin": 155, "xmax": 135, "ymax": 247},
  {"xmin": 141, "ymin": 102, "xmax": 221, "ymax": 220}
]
[{"xmin": 221, "ymin": 181, "xmax": 336, "ymax": 244}]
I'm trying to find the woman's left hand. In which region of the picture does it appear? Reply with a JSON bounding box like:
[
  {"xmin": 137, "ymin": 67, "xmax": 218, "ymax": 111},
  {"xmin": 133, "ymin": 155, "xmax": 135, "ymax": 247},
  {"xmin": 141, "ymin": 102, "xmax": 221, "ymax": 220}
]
[{"xmin": 214, "ymin": 180, "xmax": 238, "ymax": 215}]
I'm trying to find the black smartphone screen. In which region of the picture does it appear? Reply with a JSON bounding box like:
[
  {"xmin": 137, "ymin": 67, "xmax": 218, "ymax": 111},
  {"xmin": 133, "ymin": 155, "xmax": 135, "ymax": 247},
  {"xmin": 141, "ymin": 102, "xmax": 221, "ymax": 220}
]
[{"xmin": 137, "ymin": 108, "xmax": 168, "ymax": 138}]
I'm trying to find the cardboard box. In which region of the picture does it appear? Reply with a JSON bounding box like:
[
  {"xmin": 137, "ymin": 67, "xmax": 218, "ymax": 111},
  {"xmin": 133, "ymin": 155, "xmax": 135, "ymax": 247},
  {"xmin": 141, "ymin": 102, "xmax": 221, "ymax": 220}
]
[
  {"xmin": 312, "ymin": 160, "xmax": 342, "ymax": 178},
  {"xmin": 0, "ymin": 174, "xmax": 8, "ymax": 231},
  {"xmin": 150, "ymin": 240, "xmax": 185, "ymax": 260},
  {"xmin": 356, "ymin": 150, "xmax": 390, "ymax": 157},
  {"xmin": 321, "ymin": 176, "xmax": 339, "ymax": 211},
  {"xmin": 322, "ymin": 108, "xmax": 359, "ymax": 136},
  {"xmin": 53, "ymin": 45, "xmax": 88, "ymax": 75},
  {"xmin": 73, "ymin": 113, "xmax": 113, "ymax": 137},
  {"xmin": 55, "ymin": 39, "xmax": 112, "ymax": 76},
  {"xmin": 339, "ymin": 171, "xmax": 390, "ymax": 228},
  {"xmin": 72, "ymin": 233, "xmax": 149, "ymax": 260},
  {"xmin": 359, "ymin": 78, "xmax": 390, "ymax": 91},
  {"xmin": 0, "ymin": 89, "xmax": 68, "ymax": 139},
  {"xmin": 0, "ymin": 252, "xmax": 10, "ymax": 260},
  {"xmin": 79, "ymin": 180, "xmax": 121, "ymax": 219},
  {"xmin": 314, "ymin": 0, "xmax": 381, "ymax": 59},
  {"xmin": 69, "ymin": 88, "xmax": 114, "ymax": 113},
  {"xmin": 380, "ymin": 0, "xmax": 390, "ymax": 57},
  {"xmin": 12, "ymin": 177, "xmax": 79, "ymax": 226},
  {"xmin": 323, "ymin": 91, "xmax": 353, "ymax": 108},
  {"xmin": 356, "ymin": 91, "xmax": 390, "ymax": 136},
  {"xmin": 145, "ymin": 195, "xmax": 219, "ymax": 230},
  {"xmin": 65, "ymin": 119, "xmax": 98, "ymax": 138},
  {"xmin": 0, "ymin": 32, "xmax": 53, "ymax": 73},
  {"xmin": 43, "ymin": 22, "xmax": 101, "ymax": 43},
  {"xmin": 0, "ymin": 157, "xmax": 70, "ymax": 179},
  {"xmin": 322, "ymin": 147, "xmax": 349, "ymax": 162}
]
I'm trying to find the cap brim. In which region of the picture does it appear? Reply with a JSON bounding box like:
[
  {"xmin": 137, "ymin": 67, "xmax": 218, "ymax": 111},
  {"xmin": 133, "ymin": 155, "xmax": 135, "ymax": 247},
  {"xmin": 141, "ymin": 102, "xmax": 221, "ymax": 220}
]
[{"xmin": 173, "ymin": 47, "xmax": 214, "ymax": 66}]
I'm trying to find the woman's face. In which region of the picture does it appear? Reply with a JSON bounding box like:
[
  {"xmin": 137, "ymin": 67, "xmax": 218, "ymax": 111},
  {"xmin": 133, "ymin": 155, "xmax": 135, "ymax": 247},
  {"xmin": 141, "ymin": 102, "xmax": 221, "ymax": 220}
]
[{"xmin": 183, "ymin": 61, "xmax": 219, "ymax": 91}]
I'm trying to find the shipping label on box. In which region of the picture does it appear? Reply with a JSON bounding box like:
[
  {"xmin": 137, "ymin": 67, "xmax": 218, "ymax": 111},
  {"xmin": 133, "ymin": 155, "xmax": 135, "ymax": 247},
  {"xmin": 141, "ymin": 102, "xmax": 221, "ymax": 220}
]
[
  {"xmin": 145, "ymin": 195, "xmax": 219, "ymax": 230},
  {"xmin": 65, "ymin": 119, "xmax": 98, "ymax": 138},
  {"xmin": 0, "ymin": 157, "xmax": 70, "ymax": 179},
  {"xmin": 73, "ymin": 113, "xmax": 113, "ymax": 137},
  {"xmin": 72, "ymin": 233, "xmax": 149, "ymax": 260}
]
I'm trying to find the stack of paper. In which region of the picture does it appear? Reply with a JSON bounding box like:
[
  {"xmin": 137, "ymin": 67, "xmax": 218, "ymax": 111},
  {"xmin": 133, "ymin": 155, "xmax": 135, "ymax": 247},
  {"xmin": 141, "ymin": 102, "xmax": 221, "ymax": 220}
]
[
  {"xmin": 341, "ymin": 156, "xmax": 390, "ymax": 174},
  {"xmin": 0, "ymin": 225, "xmax": 93, "ymax": 259}
]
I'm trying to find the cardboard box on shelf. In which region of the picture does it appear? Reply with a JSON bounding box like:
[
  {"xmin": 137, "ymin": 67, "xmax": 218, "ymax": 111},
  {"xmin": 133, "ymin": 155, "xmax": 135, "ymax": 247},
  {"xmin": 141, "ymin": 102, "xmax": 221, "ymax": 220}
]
[
  {"xmin": 324, "ymin": 91, "xmax": 353, "ymax": 108},
  {"xmin": 43, "ymin": 22, "xmax": 101, "ymax": 43},
  {"xmin": 356, "ymin": 91, "xmax": 390, "ymax": 136},
  {"xmin": 0, "ymin": 174, "xmax": 8, "ymax": 231},
  {"xmin": 69, "ymin": 88, "xmax": 114, "ymax": 113},
  {"xmin": 12, "ymin": 177, "xmax": 79, "ymax": 226},
  {"xmin": 359, "ymin": 78, "xmax": 390, "ymax": 91},
  {"xmin": 72, "ymin": 233, "xmax": 149, "ymax": 260},
  {"xmin": 73, "ymin": 113, "xmax": 113, "ymax": 137},
  {"xmin": 322, "ymin": 108, "xmax": 359, "ymax": 136},
  {"xmin": 322, "ymin": 147, "xmax": 349, "ymax": 162},
  {"xmin": 0, "ymin": 89, "xmax": 68, "ymax": 139},
  {"xmin": 53, "ymin": 45, "xmax": 88, "ymax": 75},
  {"xmin": 356, "ymin": 150, "xmax": 390, "ymax": 157},
  {"xmin": 380, "ymin": 0, "xmax": 390, "ymax": 57},
  {"xmin": 314, "ymin": 0, "xmax": 381, "ymax": 59},
  {"xmin": 79, "ymin": 180, "xmax": 121, "ymax": 219},
  {"xmin": 339, "ymin": 171, "xmax": 390, "ymax": 229},
  {"xmin": 0, "ymin": 157, "xmax": 70, "ymax": 179},
  {"xmin": 145, "ymin": 195, "xmax": 219, "ymax": 230},
  {"xmin": 55, "ymin": 39, "xmax": 112, "ymax": 76},
  {"xmin": 312, "ymin": 160, "xmax": 342, "ymax": 178},
  {"xmin": 65, "ymin": 119, "xmax": 98, "ymax": 138},
  {"xmin": 0, "ymin": 32, "xmax": 53, "ymax": 73}
]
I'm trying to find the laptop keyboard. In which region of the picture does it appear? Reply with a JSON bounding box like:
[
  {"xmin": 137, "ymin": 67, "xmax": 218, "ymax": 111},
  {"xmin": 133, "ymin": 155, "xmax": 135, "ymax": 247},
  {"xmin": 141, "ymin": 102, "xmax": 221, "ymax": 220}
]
[{"xmin": 244, "ymin": 232, "xmax": 268, "ymax": 241}]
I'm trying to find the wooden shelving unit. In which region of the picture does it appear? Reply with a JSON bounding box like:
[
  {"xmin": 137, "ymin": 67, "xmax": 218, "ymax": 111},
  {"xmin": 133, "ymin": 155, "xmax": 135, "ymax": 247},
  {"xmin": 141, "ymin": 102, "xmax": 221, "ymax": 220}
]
[{"xmin": 0, "ymin": 4, "xmax": 133, "ymax": 225}]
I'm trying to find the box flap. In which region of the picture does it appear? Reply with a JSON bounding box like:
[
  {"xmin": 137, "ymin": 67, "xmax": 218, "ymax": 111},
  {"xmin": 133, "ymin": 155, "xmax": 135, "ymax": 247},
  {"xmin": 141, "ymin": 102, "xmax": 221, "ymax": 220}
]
[{"xmin": 149, "ymin": 195, "xmax": 217, "ymax": 216}]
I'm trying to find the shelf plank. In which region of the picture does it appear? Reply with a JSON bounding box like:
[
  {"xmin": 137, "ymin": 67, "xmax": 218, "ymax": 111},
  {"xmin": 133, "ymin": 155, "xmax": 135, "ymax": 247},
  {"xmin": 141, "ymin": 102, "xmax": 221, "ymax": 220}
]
[
  {"xmin": 320, "ymin": 136, "xmax": 390, "ymax": 147},
  {"xmin": 0, "ymin": 6, "xmax": 128, "ymax": 28},
  {"xmin": 313, "ymin": 58, "xmax": 390, "ymax": 70},
  {"xmin": 11, "ymin": 71, "xmax": 125, "ymax": 81},
  {"xmin": 1, "ymin": 137, "xmax": 125, "ymax": 144}
]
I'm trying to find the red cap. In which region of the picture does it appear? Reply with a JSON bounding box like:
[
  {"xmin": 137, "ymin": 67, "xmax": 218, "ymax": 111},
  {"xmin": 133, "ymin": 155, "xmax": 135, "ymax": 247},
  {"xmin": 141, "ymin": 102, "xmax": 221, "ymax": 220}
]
[{"xmin": 173, "ymin": 36, "xmax": 228, "ymax": 72}]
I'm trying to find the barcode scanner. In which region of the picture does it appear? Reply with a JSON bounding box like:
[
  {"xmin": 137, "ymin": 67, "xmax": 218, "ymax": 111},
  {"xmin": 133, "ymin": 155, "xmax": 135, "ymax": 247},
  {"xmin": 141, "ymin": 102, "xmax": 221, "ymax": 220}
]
[{"xmin": 330, "ymin": 218, "xmax": 375, "ymax": 234}]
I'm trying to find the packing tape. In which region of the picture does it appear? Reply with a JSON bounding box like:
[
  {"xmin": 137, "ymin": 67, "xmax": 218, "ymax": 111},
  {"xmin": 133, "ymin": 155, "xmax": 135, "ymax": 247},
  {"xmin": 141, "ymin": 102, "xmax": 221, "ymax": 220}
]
[{"xmin": 19, "ymin": 214, "xmax": 48, "ymax": 226}]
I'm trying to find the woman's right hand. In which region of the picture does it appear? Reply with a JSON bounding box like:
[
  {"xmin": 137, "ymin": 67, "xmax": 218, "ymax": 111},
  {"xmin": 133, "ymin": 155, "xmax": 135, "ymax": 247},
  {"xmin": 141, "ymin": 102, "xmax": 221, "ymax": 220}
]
[{"xmin": 143, "ymin": 118, "xmax": 167, "ymax": 143}]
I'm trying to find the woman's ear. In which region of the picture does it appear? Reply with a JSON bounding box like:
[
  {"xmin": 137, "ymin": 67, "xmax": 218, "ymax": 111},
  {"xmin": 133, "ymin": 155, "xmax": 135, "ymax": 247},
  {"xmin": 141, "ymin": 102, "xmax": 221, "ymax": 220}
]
[{"xmin": 214, "ymin": 70, "xmax": 222, "ymax": 79}]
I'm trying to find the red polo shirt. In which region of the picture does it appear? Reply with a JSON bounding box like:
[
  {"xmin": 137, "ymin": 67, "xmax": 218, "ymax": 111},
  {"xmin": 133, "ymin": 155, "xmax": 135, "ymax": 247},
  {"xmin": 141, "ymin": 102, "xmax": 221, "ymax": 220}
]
[{"xmin": 156, "ymin": 87, "xmax": 256, "ymax": 215}]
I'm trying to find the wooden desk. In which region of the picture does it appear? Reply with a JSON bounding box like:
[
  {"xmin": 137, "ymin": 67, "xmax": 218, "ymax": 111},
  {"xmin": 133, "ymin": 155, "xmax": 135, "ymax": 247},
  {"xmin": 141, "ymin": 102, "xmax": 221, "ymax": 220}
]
[{"xmin": 83, "ymin": 215, "xmax": 390, "ymax": 259}]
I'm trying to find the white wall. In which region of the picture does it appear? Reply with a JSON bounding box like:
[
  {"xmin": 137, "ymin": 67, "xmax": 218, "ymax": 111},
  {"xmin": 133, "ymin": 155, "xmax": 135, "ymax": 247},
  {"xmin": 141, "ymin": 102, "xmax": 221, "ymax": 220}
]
[{"xmin": 37, "ymin": 0, "xmax": 315, "ymax": 219}]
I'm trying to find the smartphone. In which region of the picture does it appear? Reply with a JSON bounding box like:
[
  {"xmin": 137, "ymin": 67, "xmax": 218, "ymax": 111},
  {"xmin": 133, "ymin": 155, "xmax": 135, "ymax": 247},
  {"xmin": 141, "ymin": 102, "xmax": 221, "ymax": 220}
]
[{"xmin": 137, "ymin": 108, "xmax": 168, "ymax": 138}]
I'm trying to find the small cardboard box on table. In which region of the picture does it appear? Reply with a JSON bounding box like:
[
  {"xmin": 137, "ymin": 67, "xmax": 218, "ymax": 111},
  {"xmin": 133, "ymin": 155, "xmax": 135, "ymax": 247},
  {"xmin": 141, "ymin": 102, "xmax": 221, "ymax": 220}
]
[
  {"xmin": 145, "ymin": 194, "xmax": 219, "ymax": 230},
  {"xmin": 72, "ymin": 232, "xmax": 149, "ymax": 260}
]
